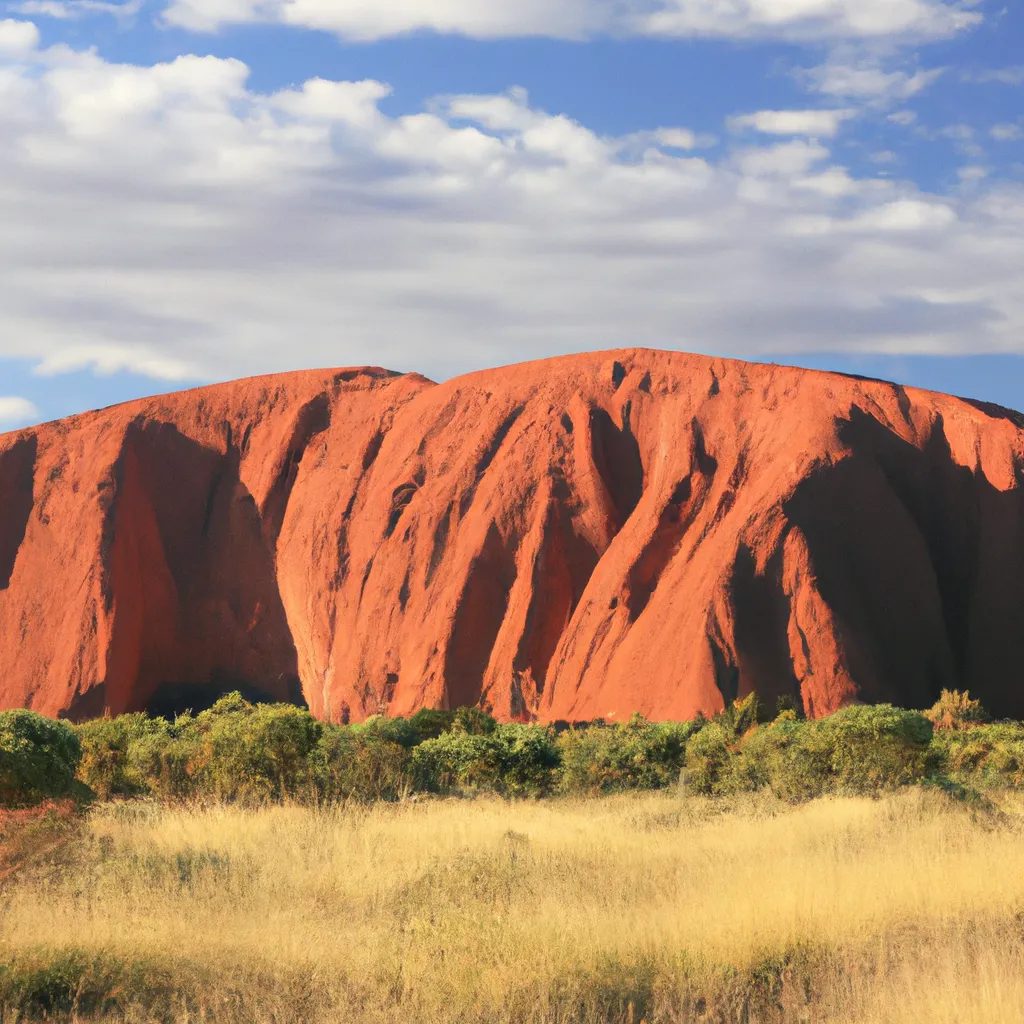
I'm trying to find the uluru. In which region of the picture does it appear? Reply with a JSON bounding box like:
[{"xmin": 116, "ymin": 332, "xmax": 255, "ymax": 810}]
[{"xmin": 2, "ymin": 347, "xmax": 1023, "ymax": 724}]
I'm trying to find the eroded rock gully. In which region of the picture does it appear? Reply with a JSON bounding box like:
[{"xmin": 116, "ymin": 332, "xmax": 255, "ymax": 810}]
[{"xmin": 2, "ymin": 350, "xmax": 1023, "ymax": 723}]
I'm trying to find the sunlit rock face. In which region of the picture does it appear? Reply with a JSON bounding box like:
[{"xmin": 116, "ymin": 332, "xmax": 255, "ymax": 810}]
[{"xmin": 3, "ymin": 349, "xmax": 1024, "ymax": 723}]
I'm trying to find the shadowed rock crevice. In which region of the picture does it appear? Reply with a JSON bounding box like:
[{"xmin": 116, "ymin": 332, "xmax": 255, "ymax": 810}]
[
  {"xmin": 101, "ymin": 420, "xmax": 302, "ymax": 718},
  {"xmin": 847, "ymin": 410, "xmax": 980, "ymax": 683},
  {"xmin": 730, "ymin": 543, "xmax": 801, "ymax": 710},
  {"xmin": 514, "ymin": 498, "xmax": 600, "ymax": 702},
  {"xmin": 0, "ymin": 436, "xmax": 36, "ymax": 590},
  {"xmin": 589, "ymin": 403, "xmax": 644, "ymax": 528},
  {"xmin": 708, "ymin": 615, "xmax": 740, "ymax": 708},
  {"xmin": 624, "ymin": 419, "xmax": 719, "ymax": 621},
  {"xmin": 385, "ymin": 467, "xmax": 425, "ymax": 540},
  {"xmin": 783, "ymin": 406, "xmax": 1024, "ymax": 716},
  {"xmin": 261, "ymin": 393, "xmax": 332, "ymax": 547},
  {"xmin": 459, "ymin": 406, "xmax": 525, "ymax": 517},
  {"xmin": 425, "ymin": 502, "xmax": 454, "ymax": 588},
  {"xmin": 444, "ymin": 522, "xmax": 518, "ymax": 710},
  {"xmin": 145, "ymin": 676, "xmax": 304, "ymax": 719}
]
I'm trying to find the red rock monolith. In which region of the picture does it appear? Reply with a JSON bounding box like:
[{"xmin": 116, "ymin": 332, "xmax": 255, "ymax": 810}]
[{"xmin": 2, "ymin": 350, "xmax": 1023, "ymax": 722}]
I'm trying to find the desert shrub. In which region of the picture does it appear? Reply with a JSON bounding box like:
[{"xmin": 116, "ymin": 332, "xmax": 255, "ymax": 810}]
[
  {"xmin": 689, "ymin": 704, "xmax": 935, "ymax": 799},
  {"xmin": 931, "ymin": 721, "xmax": 1024, "ymax": 789},
  {"xmin": 312, "ymin": 727, "xmax": 413, "ymax": 802},
  {"xmin": 924, "ymin": 689, "xmax": 989, "ymax": 731},
  {"xmin": 75, "ymin": 713, "xmax": 173, "ymax": 800},
  {"xmin": 558, "ymin": 715, "xmax": 702, "ymax": 795},
  {"xmin": 492, "ymin": 724, "xmax": 561, "ymax": 797},
  {"xmin": 411, "ymin": 731, "xmax": 503, "ymax": 792},
  {"xmin": 184, "ymin": 696, "xmax": 323, "ymax": 803},
  {"xmin": 131, "ymin": 727, "xmax": 204, "ymax": 802},
  {"xmin": 715, "ymin": 692, "xmax": 763, "ymax": 735},
  {"xmin": 0, "ymin": 710, "xmax": 82, "ymax": 806},
  {"xmin": 730, "ymin": 718, "xmax": 833, "ymax": 801},
  {"xmin": 682, "ymin": 722, "xmax": 733, "ymax": 795},
  {"xmin": 817, "ymin": 704, "xmax": 933, "ymax": 794},
  {"xmin": 406, "ymin": 708, "xmax": 455, "ymax": 742},
  {"xmin": 412, "ymin": 723, "xmax": 559, "ymax": 797},
  {"xmin": 356, "ymin": 714, "xmax": 422, "ymax": 749},
  {"xmin": 450, "ymin": 706, "xmax": 498, "ymax": 736}
]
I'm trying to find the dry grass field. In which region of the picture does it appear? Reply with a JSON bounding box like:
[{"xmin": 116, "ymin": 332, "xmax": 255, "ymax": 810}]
[{"xmin": 2, "ymin": 789, "xmax": 1023, "ymax": 1023}]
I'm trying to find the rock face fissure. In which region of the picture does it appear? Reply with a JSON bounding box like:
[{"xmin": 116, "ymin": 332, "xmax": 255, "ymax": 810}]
[
  {"xmin": 3, "ymin": 350, "xmax": 1024, "ymax": 723},
  {"xmin": 0, "ymin": 435, "xmax": 36, "ymax": 590}
]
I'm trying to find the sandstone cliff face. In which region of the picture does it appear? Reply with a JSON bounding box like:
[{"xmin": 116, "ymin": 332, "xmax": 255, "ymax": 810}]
[{"xmin": 2, "ymin": 349, "xmax": 1024, "ymax": 723}]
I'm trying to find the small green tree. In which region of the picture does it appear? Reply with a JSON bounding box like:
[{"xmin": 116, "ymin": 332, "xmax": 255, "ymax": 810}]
[{"xmin": 0, "ymin": 710, "xmax": 82, "ymax": 806}]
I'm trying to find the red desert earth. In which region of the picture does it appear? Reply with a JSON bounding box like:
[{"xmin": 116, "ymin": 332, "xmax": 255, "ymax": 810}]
[{"xmin": 2, "ymin": 348, "xmax": 1023, "ymax": 724}]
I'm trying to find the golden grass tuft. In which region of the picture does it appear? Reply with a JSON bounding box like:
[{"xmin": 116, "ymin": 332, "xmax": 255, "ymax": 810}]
[{"xmin": 1, "ymin": 789, "xmax": 1023, "ymax": 1022}]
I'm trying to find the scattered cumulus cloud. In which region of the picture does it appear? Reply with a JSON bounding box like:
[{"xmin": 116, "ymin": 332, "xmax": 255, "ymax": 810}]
[
  {"xmin": 8, "ymin": 0, "xmax": 141, "ymax": 20},
  {"xmin": 0, "ymin": 396, "xmax": 40, "ymax": 425},
  {"xmin": 849, "ymin": 199, "xmax": 957, "ymax": 232},
  {"xmin": 991, "ymin": 124, "xmax": 1021, "ymax": 141},
  {"xmin": 958, "ymin": 165, "xmax": 988, "ymax": 181},
  {"xmin": 804, "ymin": 59, "xmax": 944, "ymax": 102},
  {"xmin": 0, "ymin": 16, "xmax": 39, "ymax": 51},
  {"xmin": 0, "ymin": 29, "xmax": 1020, "ymax": 385},
  {"xmin": 940, "ymin": 123, "xmax": 984, "ymax": 158},
  {"xmin": 963, "ymin": 66, "xmax": 1024, "ymax": 85},
  {"xmin": 160, "ymin": 0, "xmax": 983, "ymax": 42},
  {"xmin": 728, "ymin": 108, "xmax": 856, "ymax": 137}
]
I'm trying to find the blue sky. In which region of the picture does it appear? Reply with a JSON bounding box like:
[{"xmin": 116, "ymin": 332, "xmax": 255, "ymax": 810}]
[{"xmin": 0, "ymin": 0, "xmax": 1021, "ymax": 428}]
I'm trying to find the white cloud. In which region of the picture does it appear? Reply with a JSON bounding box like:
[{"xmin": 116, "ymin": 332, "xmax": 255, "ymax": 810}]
[
  {"xmin": 940, "ymin": 123, "xmax": 984, "ymax": 157},
  {"xmin": 8, "ymin": 0, "xmax": 141, "ymax": 21},
  {"xmin": 805, "ymin": 60, "xmax": 944, "ymax": 102},
  {"xmin": 728, "ymin": 108, "xmax": 855, "ymax": 137},
  {"xmin": 653, "ymin": 127, "xmax": 700, "ymax": 150},
  {"xmin": 0, "ymin": 17, "xmax": 40, "ymax": 53},
  {"xmin": 888, "ymin": 110, "xmax": 918, "ymax": 126},
  {"xmin": 32, "ymin": 345, "xmax": 200, "ymax": 379},
  {"xmin": 850, "ymin": 200, "xmax": 956, "ymax": 231},
  {"xmin": 958, "ymin": 165, "xmax": 988, "ymax": 181},
  {"xmin": 0, "ymin": 396, "xmax": 40, "ymax": 425},
  {"xmin": 870, "ymin": 150, "xmax": 898, "ymax": 163},
  {"xmin": 735, "ymin": 139, "xmax": 831, "ymax": 176},
  {"xmin": 964, "ymin": 66, "xmax": 1024, "ymax": 85},
  {"xmin": 160, "ymin": 0, "xmax": 982, "ymax": 42},
  {"xmin": 0, "ymin": 46, "xmax": 1020, "ymax": 387},
  {"xmin": 991, "ymin": 124, "xmax": 1021, "ymax": 141}
]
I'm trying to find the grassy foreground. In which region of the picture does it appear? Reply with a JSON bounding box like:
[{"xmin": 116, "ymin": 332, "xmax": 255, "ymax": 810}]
[{"xmin": 2, "ymin": 789, "xmax": 1024, "ymax": 1023}]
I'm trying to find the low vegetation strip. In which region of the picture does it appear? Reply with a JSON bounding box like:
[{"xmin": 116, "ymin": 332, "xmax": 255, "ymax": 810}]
[
  {"xmin": 1, "ymin": 791, "xmax": 1023, "ymax": 1022},
  {"xmin": 0, "ymin": 688, "xmax": 1011, "ymax": 808}
]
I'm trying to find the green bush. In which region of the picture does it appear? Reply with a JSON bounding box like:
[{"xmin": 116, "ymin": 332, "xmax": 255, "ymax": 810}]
[
  {"xmin": 186, "ymin": 696, "xmax": 323, "ymax": 803},
  {"xmin": 412, "ymin": 723, "xmax": 559, "ymax": 797},
  {"xmin": 682, "ymin": 722, "xmax": 733, "ymax": 795},
  {"xmin": 728, "ymin": 719, "xmax": 833, "ymax": 801},
  {"xmin": 76, "ymin": 713, "xmax": 173, "ymax": 800},
  {"xmin": 311, "ymin": 728, "xmax": 412, "ymax": 802},
  {"xmin": 493, "ymin": 724, "xmax": 561, "ymax": 797},
  {"xmin": 405, "ymin": 708, "xmax": 455, "ymax": 742},
  {"xmin": 561, "ymin": 715, "xmax": 703, "ymax": 794},
  {"xmin": 817, "ymin": 704, "xmax": 933, "ymax": 794},
  {"xmin": 450, "ymin": 706, "xmax": 498, "ymax": 736},
  {"xmin": 931, "ymin": 721, "xmax": 1024, "ymax": 789},
  {"xmin": 687, "ymin": 704, "xmax": 935, "ymax": 799},
  {"xmin": 0, "ymin": 710, "xmax": 82, "ymax": 805}
]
